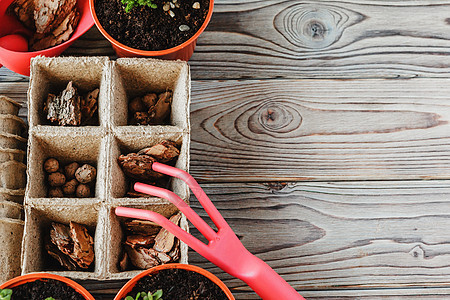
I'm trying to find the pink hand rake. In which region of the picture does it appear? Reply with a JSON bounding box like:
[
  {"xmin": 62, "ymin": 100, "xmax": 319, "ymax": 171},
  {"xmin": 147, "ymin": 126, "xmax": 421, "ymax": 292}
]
[{"xmin": 115, "ymin": 162, "xmax": 305, "ymax": 300}]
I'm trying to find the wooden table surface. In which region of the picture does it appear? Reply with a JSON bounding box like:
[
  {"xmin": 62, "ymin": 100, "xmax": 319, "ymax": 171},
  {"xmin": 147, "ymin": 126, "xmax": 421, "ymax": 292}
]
[{"xmin": 3, "ymin": 0, "xmax": 450, "ymax": 298}]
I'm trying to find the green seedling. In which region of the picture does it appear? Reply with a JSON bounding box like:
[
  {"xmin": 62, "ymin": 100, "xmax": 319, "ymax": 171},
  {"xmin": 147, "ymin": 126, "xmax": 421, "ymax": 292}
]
[
  {"xmin": 121, "ymin": 0, "xmax": 157, "ymax": 13},
  {"xmin": 45, "ymin": 298, "xmax": 56, "ymax": 300},
  {"xmin": 0, "ymin": 289, "xmax": 12, "ymax": 300},
  {"xmin": 125, "ymin": 289, "xmax": 163, "ymax": 300}
]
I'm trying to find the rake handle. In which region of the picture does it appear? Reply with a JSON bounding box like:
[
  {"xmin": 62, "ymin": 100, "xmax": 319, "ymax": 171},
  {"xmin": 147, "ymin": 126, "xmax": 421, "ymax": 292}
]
[{"xmin": 236, "ymin": 254, "xmax": 305, "ymax": 300}]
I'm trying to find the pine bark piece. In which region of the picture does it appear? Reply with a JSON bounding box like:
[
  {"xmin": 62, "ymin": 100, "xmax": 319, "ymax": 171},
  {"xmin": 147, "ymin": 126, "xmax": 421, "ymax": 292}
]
[
  {"xmin": 10, "ymin": 0, "xmax": 36, "ymax": 30},
  {"xmin": 149, "ymin": 91, "xmax": 172, "ymax": 124},
  {"xmin": 50, "ymin": 222, "xmax": 73, "ymax": 256},
  {"xmin": 34, "ymin": 0, "xmax": 76, "ymax": 34},
  {"xmin": 124, "ymin": 219, "xmax": 161, "ymax": 236},
  {"xmin": 44, "ymin": 81, "xmax": 81, "ymax": 126},
  {"xmin": 137, "ymin": 140, "xmax": 180, "ymax": 163},
  {"xmin": 141, "ymin": 93, "xmax": 157, "ymax": 109},
  {"xmin": 126, "ymin": 191, "xmax": 153, "ymax": 198},
  {"xmin": 69, "ymin": 221, "xmax": 94, "ymax": 269},
  {"xmin": 125, "ymin": 235, "xmax": 155, "ymax": 248},
  {"xmin": 81, "ymin": 88, "xmax": 99, "ymax": 123},
  {"xmin": 45, "ymin": 240, "xmax": 78, "ymax": 271},
  {"xmin": 118, "ymin": 251, "xmax": 129, "ymax": 272},
  {"xmin": 125, "ymin": 245, "xmax": 160, "ymax": 269},
  {"xmin": 132, "ymin": 111, "xmax": 150, "ymax": 125},
  {"xmin": 168, "ymin": 239, "xmax": 180, "ymax": 261},
  {"xmin": 31, "ymin": 9, "xmax": 79, "ymax": 51},
  {"xmin": 118, "ymin": 153, "xmax": 164, "ymax": 182},
  {"xmin": 153, "ymin": 213, "xmax": 181, "ymax": 253},
  {"xmin": 156, "ymin": 251, "xmax": 172, "ymax": 263}
]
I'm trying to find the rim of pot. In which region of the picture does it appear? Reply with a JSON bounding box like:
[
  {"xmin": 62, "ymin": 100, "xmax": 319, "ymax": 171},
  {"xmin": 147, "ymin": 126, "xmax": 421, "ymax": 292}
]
[
  {"xmin": 89, "ymin": 0, "xmax": 214, "ymax": 56},
  {"xmin": 114, "ymin": 263, "xmax": 235, "ymax": 300},
  {"xmin": 0, "ymin": 273, "xmax": 95, "ymax": 300}
]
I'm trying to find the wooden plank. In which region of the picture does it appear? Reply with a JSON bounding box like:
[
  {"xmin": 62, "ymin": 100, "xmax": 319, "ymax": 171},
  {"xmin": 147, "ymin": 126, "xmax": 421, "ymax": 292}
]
[
  {"xmin": 3, "ymin": 78, "xmax": 450, "ymax": 182},
  {"xmin": 190, "ymin": 78, "xmax": 450, "ymax": 182},
  {"xmin": 0, "ymin": 68, "xmax": 29, "ymax": 82},
  {"xmin": 63, "ymin": 27, "xmax": 115, "ymax": 57},
  {"xmin": 205, "ymin": 287, "xmax": 450, "ymax": 299},
  {"xmin": 189, "ymin": 0, "xmax": 450, "ymax": 79},
  {"xmin": 186, "ymin": 181, "xmax": 450, "ymax": 291}
]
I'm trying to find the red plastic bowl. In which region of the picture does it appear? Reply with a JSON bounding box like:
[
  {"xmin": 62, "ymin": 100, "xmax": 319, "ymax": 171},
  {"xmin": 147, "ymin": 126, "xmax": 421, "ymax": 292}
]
[
  {"xmin": 90, "ymin": 0, "xmax": 213, "ymax": 60},
  {"xmin": 0, "ymin": 0, "xmax": 94, "ymax": 76},
  {"xmin": 0, "ymin": 273, "xmax": 95, "ymax": 300},
  {"xmin": 114, "ymin": 263, "xmax": 234, "ymax": 300}
]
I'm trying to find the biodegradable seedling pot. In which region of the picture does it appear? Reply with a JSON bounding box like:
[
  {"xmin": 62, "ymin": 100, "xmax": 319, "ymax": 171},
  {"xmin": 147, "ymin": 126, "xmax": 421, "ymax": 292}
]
[
  {"xmin": 0, "ymin": 0, "xmax": 94, "ymax": 76},
  {"xmin": 0, "ymin": 273, "xmax": 95, "ymax": 300},
  {"xmin": 19, "ymin": 56, "xmax": 191, "ymax": 280},
  {"xmin": 115, "ymin": 263, "xmax": 234, "ymax": 300},
  {"xmin": 90, "ymin": 0, "xmax": 214, "ymax": 60}
]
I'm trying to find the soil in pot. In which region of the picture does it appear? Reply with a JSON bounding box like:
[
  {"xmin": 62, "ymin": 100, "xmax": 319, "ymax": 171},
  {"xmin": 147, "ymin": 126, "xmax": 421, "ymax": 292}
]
[
  {"xmin": 124, "ymin": 268, "xmax": 228, "ymax": 300},
  {"xmin": 8, "ymin": 278, "xmax": 84, "ymax": 300},
  {"xmin": 95, "ymin": 0, "xmax": 209, "ymax": 51}
]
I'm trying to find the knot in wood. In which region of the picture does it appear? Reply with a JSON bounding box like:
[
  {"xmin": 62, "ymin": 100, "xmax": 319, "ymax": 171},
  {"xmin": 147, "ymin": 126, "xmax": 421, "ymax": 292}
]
[
  {"xmin": 248, "ymin": 101, "xmax": 302, "ymax": 136},
  {"xmin": 258, "ymin": 103, "xmax": 295, "ymax": 132},
  {"xmin": 305, "ymin": 21, "xmax": 326, "ymax": 40},
  {"xmin": 274, "ymin": 4, "xmax": 362, "ymax": 49},
  {"xmin": 409, "ymin": 245, "xmax": 425, "ymax": 259}
]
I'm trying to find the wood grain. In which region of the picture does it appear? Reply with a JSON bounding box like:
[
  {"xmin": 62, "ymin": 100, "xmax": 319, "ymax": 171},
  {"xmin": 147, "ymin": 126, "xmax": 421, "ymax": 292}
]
[
  {"xmin": 190, "ymin": 78, "xmax": 450, "ymax": 182},
  {"xmin": 189, "ymin": 0, "xmax": 450, "ymax": 79},
  {"xmin": 81, "ymin": 180, "xmax": 450, "ymax": 298},
  {"xmin": 187, "ymin": 181, "xmax": 450, "ymax": 291}
]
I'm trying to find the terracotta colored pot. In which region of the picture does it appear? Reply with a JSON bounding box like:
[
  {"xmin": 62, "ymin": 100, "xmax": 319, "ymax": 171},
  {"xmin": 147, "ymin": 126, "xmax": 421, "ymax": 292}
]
[
  {"xmin": 90, "ymin": 0, "xmax": 214, "ymax": 60},
  {"xmin": 114, "ymin": 263, "xmax": 234, "ymax": 300},
  {"xmin": 0, "ymin": 0, "xmax": 94, "ymax": 76},
  {"xmin": 0, "ymin": 273, "xmax": 95, "ymax": 300}
]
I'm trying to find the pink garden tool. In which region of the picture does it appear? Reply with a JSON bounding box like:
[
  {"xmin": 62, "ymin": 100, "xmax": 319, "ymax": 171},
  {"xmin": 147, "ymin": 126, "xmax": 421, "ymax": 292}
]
[{"xmin": 115, "ymin": 162, "xmax": 305, "ymax": 300}]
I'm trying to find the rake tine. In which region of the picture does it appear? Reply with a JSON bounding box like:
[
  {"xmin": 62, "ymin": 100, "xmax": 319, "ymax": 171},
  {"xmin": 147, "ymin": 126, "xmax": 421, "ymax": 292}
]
[
  {"xmin": 152, "ymin": 162, "xmax": 228, "ymax": 230},
  {"xmin": 115, "ymin": 207, "xmax": 210, "ymax": 257},
  {"xmin": 134, "ymin": 182, "xmax": 218, "ymax": 242}
]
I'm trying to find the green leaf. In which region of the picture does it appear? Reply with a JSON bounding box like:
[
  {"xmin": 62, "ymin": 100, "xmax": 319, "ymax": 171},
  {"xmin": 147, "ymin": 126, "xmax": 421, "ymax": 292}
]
[
  {"xmin": 135, "ymin": 292, "xmax": 141, "ymax": 300},
  {"xmin": 152, "ymin": 290, "xmax": 163, "ymax": 300},
  {"xmin": 0, "ymin": 289, "xmax": 12, "ymax": 300},
  {"xmin": 44, "ymin": 298, "xmax": 56, "ymax": 300},
  {"xmin": 126, "ymin": 2, "xmax": 134, "ymax": 12},
  {"xmin": 125, "ymin": 297, "xmax": 134, "ymax": 300},
  {"xmin": 120, "ymin": 0, "xmax": 156, "ymax": 13}
]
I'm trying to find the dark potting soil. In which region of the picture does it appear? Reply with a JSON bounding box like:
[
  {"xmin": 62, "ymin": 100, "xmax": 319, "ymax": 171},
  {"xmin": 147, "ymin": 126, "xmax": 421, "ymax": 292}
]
[
  {"xmin": 95, "ymin": 0, "xmax": 209, "ymax": 51},
  {"xmin": 10, "ymin": 279, "xmax": 84, "ymax": 300},
  {"xmin": 124, "ymin": 269, "xmax": 228, "ymax": 300}
]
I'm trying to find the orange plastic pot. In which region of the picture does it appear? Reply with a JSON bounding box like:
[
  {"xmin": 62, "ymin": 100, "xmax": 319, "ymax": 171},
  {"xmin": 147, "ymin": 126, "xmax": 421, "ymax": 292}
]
[
  {"xmin": 114, "ymin": 263, "xmax": 234, "ymax": 300},
  {"xmin": 90, "ymin": 0, "xmax": 213, "ymax": 60},
  {"xmin": 0, "ymin": 0, "xmax": 94, "ymax": 76},
  {"xmin": 0, "ymin": 273, "xmax": 95, "ymax": 300}
]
